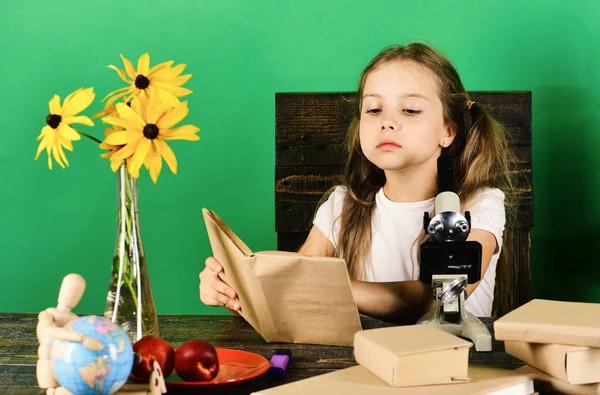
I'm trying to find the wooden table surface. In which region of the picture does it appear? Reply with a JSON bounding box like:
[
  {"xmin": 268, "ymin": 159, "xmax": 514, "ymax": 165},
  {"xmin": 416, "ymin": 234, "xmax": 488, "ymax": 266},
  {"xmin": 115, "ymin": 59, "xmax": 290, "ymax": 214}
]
[{"xmin": 0, "ymin": 313, "xmax": 527, "ymax": 394}]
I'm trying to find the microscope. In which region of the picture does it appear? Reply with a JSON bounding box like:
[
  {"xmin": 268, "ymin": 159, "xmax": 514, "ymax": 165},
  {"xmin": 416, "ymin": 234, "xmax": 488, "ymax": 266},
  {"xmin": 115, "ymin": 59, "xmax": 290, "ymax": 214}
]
[{"xmin": 416, "ymin": 155, "xmax": 492, "ymax": 352}]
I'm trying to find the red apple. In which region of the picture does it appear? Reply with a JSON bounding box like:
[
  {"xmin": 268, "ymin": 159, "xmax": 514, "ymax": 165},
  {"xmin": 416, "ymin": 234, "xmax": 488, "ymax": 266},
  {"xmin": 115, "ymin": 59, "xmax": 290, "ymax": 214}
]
[
  {"xmin": 132, "ymin": 336, "xmax": 175, "ymax": 380},
  {"xmin": 174, "ymin": 338, "xmax": 219, "ymax": 382}
]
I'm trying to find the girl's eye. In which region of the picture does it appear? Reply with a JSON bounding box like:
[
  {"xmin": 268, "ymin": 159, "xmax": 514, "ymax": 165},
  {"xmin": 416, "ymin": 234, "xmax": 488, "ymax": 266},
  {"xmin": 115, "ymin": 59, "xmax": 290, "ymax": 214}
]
[
  {"xmin": 404, "ymin": 109, "xmax": 422, "ymax": 115},
  {"xmin": 367, "ymin": 108, "xmax": 381, "ymax": 114}
]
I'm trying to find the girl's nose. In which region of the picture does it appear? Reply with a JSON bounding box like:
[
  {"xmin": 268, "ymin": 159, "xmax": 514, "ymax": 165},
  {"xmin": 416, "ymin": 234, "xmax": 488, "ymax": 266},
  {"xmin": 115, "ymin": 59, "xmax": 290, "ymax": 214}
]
[{"xmin": 381, "ymin": 120, "xmax": 397, "ymax": 131}]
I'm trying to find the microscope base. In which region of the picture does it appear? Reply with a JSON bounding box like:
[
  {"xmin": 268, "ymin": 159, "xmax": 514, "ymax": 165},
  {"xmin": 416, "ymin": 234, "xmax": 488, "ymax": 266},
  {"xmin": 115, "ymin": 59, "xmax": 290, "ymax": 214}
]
[{"xmin": 416, "ymin": 311, "xmax": 492, "ymax": 352}]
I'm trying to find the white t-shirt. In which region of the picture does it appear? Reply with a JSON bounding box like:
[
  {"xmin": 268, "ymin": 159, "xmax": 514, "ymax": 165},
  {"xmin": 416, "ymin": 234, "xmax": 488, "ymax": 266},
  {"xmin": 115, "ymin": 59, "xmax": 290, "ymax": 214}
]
[{"xmin": 313, "ymin": 186, "xmax": 506, "ymax": 317}]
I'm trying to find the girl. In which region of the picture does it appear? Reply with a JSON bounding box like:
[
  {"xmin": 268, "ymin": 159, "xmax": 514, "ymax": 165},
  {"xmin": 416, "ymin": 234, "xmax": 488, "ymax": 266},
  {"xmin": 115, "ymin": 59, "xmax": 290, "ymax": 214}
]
[{"xmin": 199, "ymin": 43, "xmax": 516, "ymax": 323}]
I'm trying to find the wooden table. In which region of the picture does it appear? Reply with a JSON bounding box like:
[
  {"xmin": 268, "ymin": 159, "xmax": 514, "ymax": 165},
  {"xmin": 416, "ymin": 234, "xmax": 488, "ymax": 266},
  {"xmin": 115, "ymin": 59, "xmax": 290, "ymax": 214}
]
[{"xmin": 0, "ymin": 313, "xmax": 527, "ymax": 394}]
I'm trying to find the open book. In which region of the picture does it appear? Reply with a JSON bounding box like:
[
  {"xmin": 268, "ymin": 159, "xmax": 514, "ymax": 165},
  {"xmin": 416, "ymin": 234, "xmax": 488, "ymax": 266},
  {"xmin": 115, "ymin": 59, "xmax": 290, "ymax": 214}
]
[{"xmin": 202, "ymin": 208, "xmax": 362, "ymax": 346}]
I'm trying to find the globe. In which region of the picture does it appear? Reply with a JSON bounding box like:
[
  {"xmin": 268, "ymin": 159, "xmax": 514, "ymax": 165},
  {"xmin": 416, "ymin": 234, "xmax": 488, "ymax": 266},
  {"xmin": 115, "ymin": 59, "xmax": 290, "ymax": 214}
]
[{"xmin": 51, "ymin": 315, "xmax": 134, "ymax": 395}]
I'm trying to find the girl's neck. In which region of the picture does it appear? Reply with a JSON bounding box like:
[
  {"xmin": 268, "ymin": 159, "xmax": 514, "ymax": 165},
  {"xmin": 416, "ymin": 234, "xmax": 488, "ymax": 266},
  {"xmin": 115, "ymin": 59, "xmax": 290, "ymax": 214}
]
[{"xmin": 382, "ymin": 162, "xmax": 438, "ymax": 203}]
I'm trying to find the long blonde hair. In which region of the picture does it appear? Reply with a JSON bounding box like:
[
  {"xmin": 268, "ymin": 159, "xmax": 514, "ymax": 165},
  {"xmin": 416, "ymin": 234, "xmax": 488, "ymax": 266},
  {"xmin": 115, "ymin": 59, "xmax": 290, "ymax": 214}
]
[{"xmin": 322, "ymin": 43, "xmax": 518, "ymax": 315}]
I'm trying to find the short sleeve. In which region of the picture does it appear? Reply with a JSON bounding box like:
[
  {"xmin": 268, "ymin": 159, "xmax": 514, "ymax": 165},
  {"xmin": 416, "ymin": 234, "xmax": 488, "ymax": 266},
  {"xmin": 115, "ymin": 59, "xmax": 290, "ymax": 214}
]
[
  {"xmin": 466, "ymin": 188, "xmax": 506, "ymax": 255},
  {"xmin": 312, "ymin": 186, "xmax": 347, "ymax": 248}
]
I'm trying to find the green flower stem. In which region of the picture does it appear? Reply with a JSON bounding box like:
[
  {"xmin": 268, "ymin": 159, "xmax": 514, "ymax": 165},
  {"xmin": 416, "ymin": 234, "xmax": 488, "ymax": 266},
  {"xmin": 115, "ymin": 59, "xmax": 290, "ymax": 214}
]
[
  {"xmin": 71, "ymin": 128, "xmax": 102, "ymax": 144},
  {"xmin": 76, "ymin": 130, "xmax": 102, "ymax": 144}
]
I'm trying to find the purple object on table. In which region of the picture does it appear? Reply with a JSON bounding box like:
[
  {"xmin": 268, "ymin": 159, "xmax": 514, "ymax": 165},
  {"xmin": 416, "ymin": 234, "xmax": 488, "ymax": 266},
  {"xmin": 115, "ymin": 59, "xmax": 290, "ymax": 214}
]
[{"xmin": 268, "ymin": 349, "xmax": 292, "ymax": 377}]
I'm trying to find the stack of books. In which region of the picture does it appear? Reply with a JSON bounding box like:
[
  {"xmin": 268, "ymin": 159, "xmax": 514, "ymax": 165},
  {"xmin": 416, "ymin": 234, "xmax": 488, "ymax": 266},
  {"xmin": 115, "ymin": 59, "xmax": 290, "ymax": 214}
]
[
  {"xmin": 253, "ymin": 325, "xmax": 536, "ymax": 394},
  {"xmin": 494, "ymin": 299, "xmax": 600, "ymax": 394}
]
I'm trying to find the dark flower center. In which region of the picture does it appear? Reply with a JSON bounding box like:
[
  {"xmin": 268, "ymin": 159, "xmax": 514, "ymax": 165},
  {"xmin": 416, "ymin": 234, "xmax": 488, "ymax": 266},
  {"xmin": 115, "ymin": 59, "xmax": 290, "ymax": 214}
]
[
  {"xmin": 135, "ymin": 75, "xmax": 150, "ymax": 89},
  {"xmin": 143, "ymin": 124, "xmax": 159, "ymax": 139},
  {"xmin": 46, "ymin": 114, "xmax": 62, "ymax": 129}
]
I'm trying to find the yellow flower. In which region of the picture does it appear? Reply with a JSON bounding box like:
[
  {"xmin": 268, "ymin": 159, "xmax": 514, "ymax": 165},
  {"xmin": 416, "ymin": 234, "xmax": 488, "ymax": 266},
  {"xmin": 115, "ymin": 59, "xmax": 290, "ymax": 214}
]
[
  {"xmin": 100, "ymin": 126, "xmax": 121, "ymax": 159},
  {"xmin": 101, "ymin": 53, "xmax": 192, "ymax": 111},
  {"xmin": 101, "ymin": 95, "xmax": 200, "ymax": 183},
  {"xmin": 35, "ymin": 87, "xmax": 95, "ymax": 169}
]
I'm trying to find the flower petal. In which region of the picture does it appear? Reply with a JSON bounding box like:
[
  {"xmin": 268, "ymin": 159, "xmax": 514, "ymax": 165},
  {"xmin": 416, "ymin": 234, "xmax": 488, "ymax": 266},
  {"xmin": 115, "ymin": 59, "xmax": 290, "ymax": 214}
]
[
  {"xmin": 156, "ymin": 88, "xmax": 180, "ymax": 107},
  {"xmin": 144, "ymin": 140, "xmax": 162, "ymax": 183},
  {"xmin": 62, "ymin": 87, "xmax": 95, "ymax": 116},
  {"xmin": 171, "ymin": 74, "xmax": 192, "ymax": 87},
  {"xmin": 110, "ymin": 157, "xmax": 123, "ymax": 171},
  {"xmin": 63, "ymin": 115, "xmax": 94, "ymax": 126},
  {"xmin": 49, "ymin": 95, "xmax": 61, "ymax": 114},
  {"xmin": 152, "ymin": 82, "xmax": 192, "ymax": 97},
  {"xmin": 147, "ymin": 60, "xmax": 174, "ymax": 78},
  {"xmin": 102, "ymin": 116, "xmax": 140, "ymax": 131},
  {"xmin": 108, "ymin": 65, "xmax": 132, "ymax": 84},
  {"xmin": 155, "ymin": 138, "xmax": 178, "ymax": 174},
  {"xmin": 57, "ymin": 132, "xmax": 74, "ymax": 151},
  {"xmin": 104, "ymin": 90, "xmax": 134, "ymax": 108},
  {"xmin": 116, "ymin": 102, "xmax": 146, "ymax": 127},
  {"xmin": 129, "ymin": 138, "xmax": 151, "ymax": 177},
  {"xmin": 57, "ymin": 143, "xmax": 69, "ymax": 166},
  {"xmin": 63, "ymin": 88, "xmax": 84, "ymax": 108},
  {"xmin": 157, "ymin": 101, "xmax": 188, "ymax": 129},
  {"xmin": 52, "ymin": 139, "xmax": 65, "ymax": 168},
  {"xmin": 162, "ymin": 124, "xmax": 200, "ymax": 141},
  {"xmin": 58, "ymin": 124, "xmax": 82, "ymax": 141},
  {"xmin": 120, "ymin": 54, "xmax": 137, "ymax": 80},
  {"xmin": 129, "ymin": 96, "xmax": 146, "ymax": 120},
  {"xmin": 111, "ymin": 138, "xmax": 142, "ymax": 163},
  {"xmin": 35, "ymin": 131, "xmax": 52, "ymax": 160},
  {"xmin": 138, "ymin": 53, "xmax": 150, "ymax": 75},
  {"xmin": 104, "ymin": 130, "xmax": 142, "ymax": 145}
]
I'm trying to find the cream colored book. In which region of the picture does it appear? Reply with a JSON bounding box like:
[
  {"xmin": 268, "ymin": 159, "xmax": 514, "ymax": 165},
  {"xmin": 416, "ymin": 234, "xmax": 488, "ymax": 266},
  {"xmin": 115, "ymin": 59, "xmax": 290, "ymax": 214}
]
[
  {"xmin": 506, "ymin": 341, "xmax": 600, "ymax": 385},
  {"xmin": 516, "ymin": 365, "xmax": 600, "ymax": 395},
  {"xmin": 354, "ymin": 325, "xmax": 472, "ymax": 387},
  {"xmin": 251, "ymin": 364, "xmax": 536, "ymax": 395},
  {"xmin": 202, "ymin": 208, "xmax": 362, "ymax": 346},
  {"xmin": 494, "ymin": 299, "xmax": 600, "ymax": 347}
]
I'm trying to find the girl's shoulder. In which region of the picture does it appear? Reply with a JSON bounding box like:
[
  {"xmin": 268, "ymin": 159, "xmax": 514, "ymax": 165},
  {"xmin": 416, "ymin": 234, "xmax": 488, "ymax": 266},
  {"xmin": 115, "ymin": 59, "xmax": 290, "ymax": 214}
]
[
  {"xmin": 320, "ymin": 185, "xmax": 349, "ymax": 212},
  {"xmin": 467, "ymin": 187, "xmax": 506, "ymax": 206}
]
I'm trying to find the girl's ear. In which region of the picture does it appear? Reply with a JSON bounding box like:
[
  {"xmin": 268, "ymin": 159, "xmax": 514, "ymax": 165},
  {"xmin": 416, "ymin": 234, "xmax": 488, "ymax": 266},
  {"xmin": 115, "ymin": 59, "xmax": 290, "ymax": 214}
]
[{"xmin": 440, "ymin": 125, "xmax": 457, "ymax": 148}]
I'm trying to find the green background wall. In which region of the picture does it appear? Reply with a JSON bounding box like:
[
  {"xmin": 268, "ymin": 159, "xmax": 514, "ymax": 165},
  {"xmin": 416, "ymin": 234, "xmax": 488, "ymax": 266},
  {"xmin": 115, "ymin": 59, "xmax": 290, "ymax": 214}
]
[{"xmin": 1, "ymin": 1, "xmax": 598, "ymax": 316}]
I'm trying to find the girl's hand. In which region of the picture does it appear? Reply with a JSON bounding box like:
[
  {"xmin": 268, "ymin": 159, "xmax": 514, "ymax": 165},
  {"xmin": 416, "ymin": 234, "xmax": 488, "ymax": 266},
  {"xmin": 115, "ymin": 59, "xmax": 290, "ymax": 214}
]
[{"xmin": 199, "ymin": 257, "xmax": 240, "ymax": 311}]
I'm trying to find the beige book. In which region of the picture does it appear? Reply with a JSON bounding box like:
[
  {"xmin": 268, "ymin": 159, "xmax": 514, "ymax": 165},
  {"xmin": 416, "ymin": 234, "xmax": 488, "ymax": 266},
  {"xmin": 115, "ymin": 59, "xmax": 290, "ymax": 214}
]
[
  {"xmin": 202, "ymin": 208, "xmax": 362, "ymax": 346},
  {"xmin": 506, "ymin": 341, "xmax": 600, "ymax": 385},
  {"xmin": 516, "ymin": 365, "xmax": 600, "ymax": 394},
  {"xmin": 354, "ymin": 325, "xmax": 472, "ymax": 387},
  {"xmin": 251, "ymin": 364, "xmax": 536, "ymax": 395},
  {"xmin": 494, "ymin": 299, "xmax": 600, "ymax": 347}
]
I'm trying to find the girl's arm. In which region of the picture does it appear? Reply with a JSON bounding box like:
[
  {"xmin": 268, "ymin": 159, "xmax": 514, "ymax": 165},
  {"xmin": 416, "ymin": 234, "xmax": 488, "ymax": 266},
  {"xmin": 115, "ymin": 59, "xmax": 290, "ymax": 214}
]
[
  {"xmin": 297, "ymin": 226, "xmax": 497, "ymax": 323},
  {"xmin": 351, "ymin": 229, "xmax": 498, "ymax": 323},
  {"xmin": 297, "ymin": 227, "xmax": 431, "ymax": 323},
  {"xmin": 464, "ymin": 229, "xmax": 497, "ymax": 297},
  {"xmin": 297, "ymin": 225, "xmax": 336, "ymax": 257}
]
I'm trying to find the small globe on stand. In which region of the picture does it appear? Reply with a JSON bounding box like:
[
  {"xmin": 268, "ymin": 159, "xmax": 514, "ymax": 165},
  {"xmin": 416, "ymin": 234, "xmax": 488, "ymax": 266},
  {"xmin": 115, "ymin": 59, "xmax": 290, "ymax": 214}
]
[{"xmin": 51, "ymin": 315, "xmax": 134, "ymax": 395}]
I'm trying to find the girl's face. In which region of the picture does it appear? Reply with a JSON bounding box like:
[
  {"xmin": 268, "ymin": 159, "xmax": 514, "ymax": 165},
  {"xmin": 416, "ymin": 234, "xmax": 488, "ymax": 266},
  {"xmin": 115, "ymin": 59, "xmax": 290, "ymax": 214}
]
[{"xmin": 359, "ymin": 60, "xmax": 454, "ymax": 173}]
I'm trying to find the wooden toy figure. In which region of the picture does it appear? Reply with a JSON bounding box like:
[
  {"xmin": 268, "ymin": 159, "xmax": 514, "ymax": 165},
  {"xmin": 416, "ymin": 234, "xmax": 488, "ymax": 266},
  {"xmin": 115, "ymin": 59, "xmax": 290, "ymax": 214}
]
[{"xmin": 36, "ymin": 274, "xmax": 166, "ymax": 395}]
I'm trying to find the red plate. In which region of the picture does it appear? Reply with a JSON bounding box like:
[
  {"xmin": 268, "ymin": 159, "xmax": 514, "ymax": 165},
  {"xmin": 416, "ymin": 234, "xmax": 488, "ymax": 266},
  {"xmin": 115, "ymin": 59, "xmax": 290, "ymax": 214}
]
[{"xmin": 132, "ymin": 348, "xmax": 270, "ymax": 389}]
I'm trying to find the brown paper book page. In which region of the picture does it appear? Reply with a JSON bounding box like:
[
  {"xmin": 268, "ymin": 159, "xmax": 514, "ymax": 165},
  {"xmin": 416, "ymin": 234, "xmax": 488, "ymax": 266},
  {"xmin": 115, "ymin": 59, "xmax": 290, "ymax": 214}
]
[
  {"xmin": 251, "ymin": 365, "xmax": 535, "ymax": 395},
  {"xmin": 202, "ymin": 208, "xmax": 276, "ymax": 340},
  {"xmin": 203, "ymin": 209, "xmax": 253, "ymax": 256},
  {"xmin": 254, "ymin": 252, "xmax": 362, "ymax": 346},
  {"xmin": 202, "ymin": 208, "xmax": 361, "ymax": 346},
  {"xmin": 494, "ymin": 299, "xmax": 600, "ymax": 347}
]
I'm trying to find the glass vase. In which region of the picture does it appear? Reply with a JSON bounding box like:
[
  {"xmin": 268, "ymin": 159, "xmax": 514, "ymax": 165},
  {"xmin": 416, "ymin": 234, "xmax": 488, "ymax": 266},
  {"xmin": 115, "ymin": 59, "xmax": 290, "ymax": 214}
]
[{"xmin": 104, "ymin": 161, "xmax": 160, "ymax": 342}]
